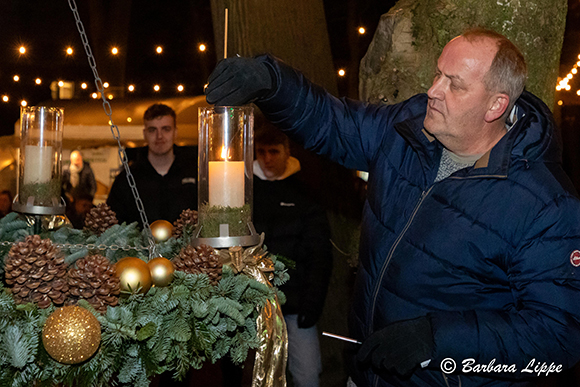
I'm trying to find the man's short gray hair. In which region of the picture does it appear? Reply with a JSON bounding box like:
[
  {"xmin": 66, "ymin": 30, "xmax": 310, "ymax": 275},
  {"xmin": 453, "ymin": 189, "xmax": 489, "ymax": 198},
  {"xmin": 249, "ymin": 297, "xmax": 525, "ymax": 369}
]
[{"xmin": 462, "ymin": 28, "xmax": 528, "ymax": 113}]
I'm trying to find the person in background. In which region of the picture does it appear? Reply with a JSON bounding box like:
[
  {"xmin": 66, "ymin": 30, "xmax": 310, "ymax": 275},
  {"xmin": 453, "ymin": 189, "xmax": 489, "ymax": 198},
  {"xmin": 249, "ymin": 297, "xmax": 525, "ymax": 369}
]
[
  {"xmin": 66, "ymin": 189, "xmax": 94, "ymax": 229},
  {"xmin": 62, "ymin": 149, "xmax": 97, "ymax": 203},
  {"xmin": 253, "ymin": 119, "xmax": 333, "ymax": 387},
  {"xmin": 0, "ymin": 190, "xmax": 13, "ymax": 218},
  {"xmin": 107, "ymin": 103, "xmax": 197, "ymax": 227},
  {"xmin": 205, "ymin": 28, "xmax": 580, "ymax": 386}
]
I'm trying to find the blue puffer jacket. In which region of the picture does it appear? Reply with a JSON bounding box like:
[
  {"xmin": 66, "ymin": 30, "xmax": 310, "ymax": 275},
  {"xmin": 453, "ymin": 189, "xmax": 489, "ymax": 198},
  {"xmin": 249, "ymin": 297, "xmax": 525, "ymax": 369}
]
[{"xmin": 256, "ymin": 55, "xmax": 580, "ymax": 387}]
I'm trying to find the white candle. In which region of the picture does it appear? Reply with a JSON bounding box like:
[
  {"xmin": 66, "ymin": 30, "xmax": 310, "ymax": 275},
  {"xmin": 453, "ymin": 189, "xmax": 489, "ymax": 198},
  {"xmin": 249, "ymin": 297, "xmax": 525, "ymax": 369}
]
[
  {"xmin": 23, "ymin": 145, "xmax": 53, "ymax": 184},
  {"xmin": 208, "ymin": 160, "xmax": 245, "ymax": 207}
]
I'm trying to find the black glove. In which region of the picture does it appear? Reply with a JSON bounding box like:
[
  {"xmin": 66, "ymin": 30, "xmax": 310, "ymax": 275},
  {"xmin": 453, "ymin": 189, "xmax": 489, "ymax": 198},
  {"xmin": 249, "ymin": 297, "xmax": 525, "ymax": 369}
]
[
  {"xmin": 356, "ymin": 316, "xmax": 433, "ymax": 377},
  {"xmin": 297, "ymin": 311, "xmax": 318, "ymax": 329},
  {"xmin": 205, "ymin": 56, "xmax": 274, "ymax": 106}
]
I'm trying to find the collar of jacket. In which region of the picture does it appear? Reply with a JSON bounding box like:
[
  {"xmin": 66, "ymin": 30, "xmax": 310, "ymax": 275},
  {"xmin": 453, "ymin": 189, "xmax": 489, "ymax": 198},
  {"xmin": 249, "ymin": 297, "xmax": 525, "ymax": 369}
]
[{"xmin": 392, "ymin": 92, "xmax": 547, "ymax": 181}]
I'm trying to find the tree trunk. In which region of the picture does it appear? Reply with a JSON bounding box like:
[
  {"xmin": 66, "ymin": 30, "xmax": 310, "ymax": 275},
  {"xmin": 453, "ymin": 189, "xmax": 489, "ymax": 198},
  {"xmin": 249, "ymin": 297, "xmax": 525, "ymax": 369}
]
[
  {"xmin": 209, "ymin": 0, "xmax": 337, "ymax": 95},
  {"xmin": 360, "ymin": 0, "xmax": 567, "ymax": 109}
]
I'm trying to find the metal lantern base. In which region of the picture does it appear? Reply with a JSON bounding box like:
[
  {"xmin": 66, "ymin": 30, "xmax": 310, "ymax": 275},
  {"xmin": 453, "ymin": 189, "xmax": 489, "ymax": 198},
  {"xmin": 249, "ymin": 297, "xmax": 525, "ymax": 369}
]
[{"xmin": 191, "ymin": 222, "xmax": 262, "ymax": 248}]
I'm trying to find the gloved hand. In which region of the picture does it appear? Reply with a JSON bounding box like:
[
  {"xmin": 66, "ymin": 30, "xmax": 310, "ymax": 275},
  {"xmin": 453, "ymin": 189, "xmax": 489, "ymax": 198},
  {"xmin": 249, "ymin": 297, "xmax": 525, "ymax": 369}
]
[
  {"xmin": 356, "ymin": 316, "xmax": 433, "ymax": 377},
  {"xmin": 205, "ymin": 56, "xmax": 274, "ymax": 106}
]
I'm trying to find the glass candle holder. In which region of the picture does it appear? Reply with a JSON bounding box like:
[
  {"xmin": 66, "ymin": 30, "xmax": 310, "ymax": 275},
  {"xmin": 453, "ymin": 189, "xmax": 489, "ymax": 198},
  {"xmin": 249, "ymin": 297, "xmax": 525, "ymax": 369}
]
[
  {"xmin": 13, "ymin": 106, "xmax": 65, "ymax": 215},
  {"xmin": 193, "ymin": 106, "xmax": 260, "ymax": 248}
]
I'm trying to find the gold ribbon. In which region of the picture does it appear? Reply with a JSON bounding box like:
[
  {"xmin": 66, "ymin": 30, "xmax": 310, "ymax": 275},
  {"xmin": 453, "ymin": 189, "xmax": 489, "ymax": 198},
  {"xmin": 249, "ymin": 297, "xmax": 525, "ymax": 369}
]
[{"xmin": 219, "ymin": 235, "xmax": 288, "ymax": 387}]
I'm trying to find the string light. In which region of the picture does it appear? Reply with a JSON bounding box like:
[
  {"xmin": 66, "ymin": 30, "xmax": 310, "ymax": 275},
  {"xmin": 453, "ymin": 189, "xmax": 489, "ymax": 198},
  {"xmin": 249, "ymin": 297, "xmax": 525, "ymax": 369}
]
[
  {"xmin": 153, "ymin": 84, "xmax": 160, "ymax": 92},
  {"xmin": 35, "ymin": 78, "xmax": 42, "ymax": 85},
  {"xmin": 111, "ymin": 47, "xmax": 119, "ymax": 55},
  {"xmin": 19, "ymin": 46, "xmax": 26, "ymax": 54},
  {"xmin": 66, "ymin": 47, "xmax": 73, "ymax": 55},
  {"xmin": 103, "ymin": 82, "xmax": 109, "ymax": 88},
  {"xmin": 358, "ymin": 27, "xmax": 366, "ymax": 35},
  {"xmin": 128, "ymin": 85, "xmax": 135, "ymax": 92},
  {"xmin": 156, "ymin": 46, "xmax": 163, "ymax": 54},
  {"xmin": 177, "ymin": 84, "xmax": 184, "ymax": 92},
  {"xmin": 91, "ymin": 92, "xmax": 98, "ymax": 99},
  {"xmin": 199, "ymin": 44, "xmax": 206, "ymax": 52},
  {"xmin": 20, "ymin": 100, "xmax": 27, "ymax": 107},
  {"xmin": 58, "ymin": 80, "xmax": 64, "ymax": 87},
  {"xmin": 13, "ymin": 75, "xmax": 19, "ymax": 82},
  {"xmin": 81, "ymin": 83, "xmax": 88, "ymax": 89},
  {"xmin": 338, "ymin": 69, "xmax": 346, "ymax": 77},
  {"xmin": 2, "ymin": 96, "xmax": 8, "ymax": 102}
]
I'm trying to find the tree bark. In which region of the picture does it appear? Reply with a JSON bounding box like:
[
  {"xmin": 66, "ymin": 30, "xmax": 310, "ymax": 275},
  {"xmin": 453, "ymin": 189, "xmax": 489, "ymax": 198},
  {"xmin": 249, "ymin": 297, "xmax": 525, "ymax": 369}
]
[
  {"xmin": 209, "ymin": 0, "xmax": 337, "ymax": 95},
  {"xmin": 360, "ymin": 0, "xmax": 567, "ymax": 109}
]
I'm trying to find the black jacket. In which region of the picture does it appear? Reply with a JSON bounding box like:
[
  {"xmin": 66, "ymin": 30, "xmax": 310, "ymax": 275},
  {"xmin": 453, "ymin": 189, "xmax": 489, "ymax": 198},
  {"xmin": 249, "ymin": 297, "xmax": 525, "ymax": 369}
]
[
  {"xmin": 62, "ymin": 161, "xmax": 97, "ymax": 197},
  {"xmin": 107, "ymin": 146, "xmax": 197, "ymax": 226},
  {"xmin": 253, "ymin": 170, "xmax": 332, "ymax": 326}
]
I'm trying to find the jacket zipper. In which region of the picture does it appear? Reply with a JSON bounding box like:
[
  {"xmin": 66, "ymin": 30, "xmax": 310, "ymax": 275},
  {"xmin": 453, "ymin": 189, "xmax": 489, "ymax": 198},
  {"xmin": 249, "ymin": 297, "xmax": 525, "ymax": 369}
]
[{"xmin": 369, "ymin": 186, "xmax": 433, "ymax": 387}]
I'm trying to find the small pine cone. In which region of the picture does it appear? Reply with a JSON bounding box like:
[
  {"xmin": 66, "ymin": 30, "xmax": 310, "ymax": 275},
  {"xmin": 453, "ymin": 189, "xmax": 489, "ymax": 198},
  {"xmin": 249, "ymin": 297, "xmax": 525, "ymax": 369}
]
[
  {"xmin": 172, "ymin": 209, "xmax": 198, "ymax": 239},
  {"xmin": 67, "ymin": 254, "xmax": 120, "ymax": 313},
  {"xmin": 172, "ymin": 244, "xmax": 222, "ymax": 285},
  {"xmin": 84, "ymin": 203, "xmax": 118, "ymax": 235},
  {"xmin": 5, "ymin": 235, "xmax": 69, "ymax": 308}
]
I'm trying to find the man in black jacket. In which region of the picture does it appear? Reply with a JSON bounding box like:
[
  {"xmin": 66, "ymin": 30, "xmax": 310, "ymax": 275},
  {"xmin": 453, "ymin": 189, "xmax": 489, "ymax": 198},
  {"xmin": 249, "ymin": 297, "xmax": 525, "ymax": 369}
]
[
  {"xmin": 253, "ymin": 122, "xmax": 333, "ymax": 387},
  {"xmin": 107, "ymin": 103, "xmax": 197, "ymax": 226}
]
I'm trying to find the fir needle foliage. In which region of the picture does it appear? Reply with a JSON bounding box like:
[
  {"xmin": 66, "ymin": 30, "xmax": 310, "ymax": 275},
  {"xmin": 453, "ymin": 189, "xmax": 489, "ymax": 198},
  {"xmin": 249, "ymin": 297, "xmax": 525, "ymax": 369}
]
[{"xmin": 0, "ymin": 217, "xmax": 288, "ymax": 387}]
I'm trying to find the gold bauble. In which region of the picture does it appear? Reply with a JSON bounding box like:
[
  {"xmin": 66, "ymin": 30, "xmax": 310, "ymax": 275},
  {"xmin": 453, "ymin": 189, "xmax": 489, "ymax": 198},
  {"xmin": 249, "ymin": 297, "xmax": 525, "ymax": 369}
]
[
  {"xmin": 150, "ymin": 220, "xmax": 173, "ymax": 243},
  {"xmin": 148, "ymin": 257, "xmax": 175, "ymax": 287},
  {"xmin": 42, "ymin": 306, "xmax": 101, "ymax": 365},
  {"xmin": 115, "ymin": 257, "xmax": 152, "ymax": 293}
]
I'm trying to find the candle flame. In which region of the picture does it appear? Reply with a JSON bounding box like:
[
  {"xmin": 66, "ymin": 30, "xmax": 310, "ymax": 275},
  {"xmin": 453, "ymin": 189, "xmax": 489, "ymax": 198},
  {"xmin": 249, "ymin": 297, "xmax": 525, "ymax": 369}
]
[{"xmin": 220, "ymin": 146, "xmax": 231, "ymax": 160}]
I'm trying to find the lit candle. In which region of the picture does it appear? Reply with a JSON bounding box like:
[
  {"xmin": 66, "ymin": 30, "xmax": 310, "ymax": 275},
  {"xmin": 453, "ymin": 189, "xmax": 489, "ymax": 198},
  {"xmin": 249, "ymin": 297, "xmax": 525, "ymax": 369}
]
[
  {"xmin": 23, "ymin": 145, "xmax": 53, "ymax": 184},
  {"xmin": 208, "ymin": 146, "xmax": 245, "ymax": 207}
]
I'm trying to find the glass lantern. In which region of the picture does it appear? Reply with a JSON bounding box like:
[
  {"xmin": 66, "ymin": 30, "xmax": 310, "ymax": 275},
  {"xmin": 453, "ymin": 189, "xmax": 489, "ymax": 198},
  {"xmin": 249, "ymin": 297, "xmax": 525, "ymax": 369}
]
[
  {"xmin": 193, "ymin": 106, "xmax": 261, "ymax": 248},
  {"xmin": 13, "ymin": 106, "xmax": 65, "ymax": 216}
]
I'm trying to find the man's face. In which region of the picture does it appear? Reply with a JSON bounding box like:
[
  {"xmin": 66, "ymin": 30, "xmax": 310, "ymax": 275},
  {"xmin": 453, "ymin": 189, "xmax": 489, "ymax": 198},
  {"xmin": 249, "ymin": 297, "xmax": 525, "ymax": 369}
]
[
  {"xmin": 143, "ymin": 115, "xmax": 177, "ymax": 156},
  {"xmin": 423, "ymin": 36, "xmax": 499, "ymax": 155},
  {"xmin": 255, "ymin": 143, "xmax": 290, "ymax": 179},
  {"xmin": 70, "ymin": 151, "xmax": 83, "ymax": 168}
]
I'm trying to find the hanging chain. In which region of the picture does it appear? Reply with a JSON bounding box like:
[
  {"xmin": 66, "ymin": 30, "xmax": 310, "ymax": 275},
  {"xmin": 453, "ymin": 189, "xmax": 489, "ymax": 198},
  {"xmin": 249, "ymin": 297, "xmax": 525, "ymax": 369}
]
[
  {"xmin": 67, "ymin": 0, "xmax": 158, "ymax": 258},
  {"xmin": 1, "ymin": 240, "xmax": 149, "ymax": 251}
]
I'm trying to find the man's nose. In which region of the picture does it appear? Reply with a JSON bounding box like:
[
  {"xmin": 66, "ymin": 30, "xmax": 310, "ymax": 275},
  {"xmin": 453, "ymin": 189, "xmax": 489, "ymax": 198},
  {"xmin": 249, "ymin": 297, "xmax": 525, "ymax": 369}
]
[{"xmin": 427, "ymin": 78, "xmax": 444, "ymax": 100}]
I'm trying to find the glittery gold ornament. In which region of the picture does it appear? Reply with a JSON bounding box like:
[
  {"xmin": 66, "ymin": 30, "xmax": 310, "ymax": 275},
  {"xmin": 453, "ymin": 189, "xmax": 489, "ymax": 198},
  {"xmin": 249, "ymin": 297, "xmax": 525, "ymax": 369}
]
[
  {"xmin": 115, "ymin": 257, "xmax": 152, "ymax": 294},
  {"xmin": 150, "ymin": 220, "xmax": 173, "ymax": 243},
  {"xmin": 42, "ymin": 306, "xmax": 101, "ymax": 365},
  {"xmin": 148, "ymin": 257, "xmax": 174, "ymax": 287}
]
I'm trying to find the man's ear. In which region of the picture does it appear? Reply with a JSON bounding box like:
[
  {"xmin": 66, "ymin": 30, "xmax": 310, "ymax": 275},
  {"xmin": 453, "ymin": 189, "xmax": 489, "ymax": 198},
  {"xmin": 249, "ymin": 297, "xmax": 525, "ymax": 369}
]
[{"xmin": 485, "ymin": 94, "xmax": 509, "ymax": 123}]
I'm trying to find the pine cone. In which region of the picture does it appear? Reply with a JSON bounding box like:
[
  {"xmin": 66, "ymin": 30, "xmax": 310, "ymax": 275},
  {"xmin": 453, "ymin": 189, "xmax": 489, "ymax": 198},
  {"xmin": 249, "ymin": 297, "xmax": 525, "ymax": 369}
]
[
  {"xmin": 4, "ymin": 235, "xmax": 69, "ymax": 309},
  {"xmin": 172, "ymin": 244, "xmax": 222, "ymax": 285},
  {"xmin": 84, "ymin": 203, "xmax": 118, "ymax": 235},
  {"xmin": 172, "ymin": 209, "xmax": 198, "ymax": 239},
  {"xmin": 67, "ymin": 254, "xmax": 120, "ymax": 313}
]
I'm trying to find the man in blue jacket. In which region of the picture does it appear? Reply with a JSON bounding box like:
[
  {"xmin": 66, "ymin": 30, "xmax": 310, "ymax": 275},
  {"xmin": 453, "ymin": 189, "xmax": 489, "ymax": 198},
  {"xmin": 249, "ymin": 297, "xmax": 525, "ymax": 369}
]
[{"xmin": 205, "ymin": 28, "xmax": 580, "ymax": 387}]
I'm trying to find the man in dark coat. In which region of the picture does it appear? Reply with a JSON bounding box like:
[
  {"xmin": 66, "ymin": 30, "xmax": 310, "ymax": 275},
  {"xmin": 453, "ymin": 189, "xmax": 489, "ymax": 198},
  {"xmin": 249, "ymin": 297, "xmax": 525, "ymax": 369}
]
[
  {"xmin": 62, "ymin": 150, "xmax": 96, "ymax": 203},
  {"xmin": 205, "ymin": 28, "xmax": 580, "ymax": 386},
  {"xmin": 253, "ymin": 122, "xmax": 332, "ymax": 387}
]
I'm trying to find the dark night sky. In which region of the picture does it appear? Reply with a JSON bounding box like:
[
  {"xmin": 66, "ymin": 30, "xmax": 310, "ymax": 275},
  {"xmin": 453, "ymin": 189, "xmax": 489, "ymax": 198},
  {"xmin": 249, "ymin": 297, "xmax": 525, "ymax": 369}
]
[{"xmin": 0, "ymin": 0, "xmax": 577, "ymax": 137}]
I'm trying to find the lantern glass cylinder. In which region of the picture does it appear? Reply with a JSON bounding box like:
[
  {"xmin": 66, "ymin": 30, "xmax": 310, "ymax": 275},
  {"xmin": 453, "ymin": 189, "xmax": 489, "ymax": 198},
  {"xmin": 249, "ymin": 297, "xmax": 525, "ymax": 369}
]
[
  {"xmin": 14, "ymin": 106, "xmax": 65, "ymax": 214},
  {"xmin": 195, "ymin": 106, "xmax": 259, "ymax": 247}
]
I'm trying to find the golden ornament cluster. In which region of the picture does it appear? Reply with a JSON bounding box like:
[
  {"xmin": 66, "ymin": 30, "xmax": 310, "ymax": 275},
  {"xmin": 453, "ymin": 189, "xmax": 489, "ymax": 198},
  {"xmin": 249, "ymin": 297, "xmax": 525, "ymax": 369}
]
[{"xmin": 42, "ymin": 305, "xmax": 101, "ymax": 365}]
